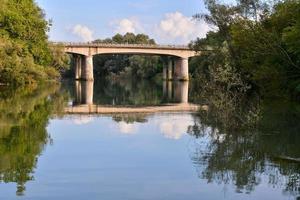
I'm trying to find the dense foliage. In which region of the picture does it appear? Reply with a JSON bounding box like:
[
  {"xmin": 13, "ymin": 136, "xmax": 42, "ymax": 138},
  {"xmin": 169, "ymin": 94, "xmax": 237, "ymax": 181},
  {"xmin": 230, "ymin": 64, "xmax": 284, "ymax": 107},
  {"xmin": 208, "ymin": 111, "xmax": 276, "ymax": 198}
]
[
  {"xmin": 190, "ymin": 0, "xmax": 300, "ymax": 98},
  {"xmin": 0, "ymin": 0, "xmax": 69, "ymax": 86}
]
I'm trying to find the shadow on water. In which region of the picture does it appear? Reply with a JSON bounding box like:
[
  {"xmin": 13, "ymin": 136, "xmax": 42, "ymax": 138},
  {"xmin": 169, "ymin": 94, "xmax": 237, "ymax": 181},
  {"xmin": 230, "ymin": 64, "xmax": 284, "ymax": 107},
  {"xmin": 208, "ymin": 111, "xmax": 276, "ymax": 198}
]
[
  {"xmin": 0, "ymin": 84, "xmax": 68, "ymax": 196},
  {"xmin": 187, "ymin": 85, "xmax": 300, "ymax": 197}
]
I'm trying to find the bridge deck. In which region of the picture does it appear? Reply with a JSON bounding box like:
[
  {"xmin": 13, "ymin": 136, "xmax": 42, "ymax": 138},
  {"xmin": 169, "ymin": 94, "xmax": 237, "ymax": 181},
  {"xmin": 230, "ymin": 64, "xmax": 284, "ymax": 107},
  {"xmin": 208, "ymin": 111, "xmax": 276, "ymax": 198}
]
[{"xmin": 52, "ymin": 42, "xmax": 192, "ymax": 50}]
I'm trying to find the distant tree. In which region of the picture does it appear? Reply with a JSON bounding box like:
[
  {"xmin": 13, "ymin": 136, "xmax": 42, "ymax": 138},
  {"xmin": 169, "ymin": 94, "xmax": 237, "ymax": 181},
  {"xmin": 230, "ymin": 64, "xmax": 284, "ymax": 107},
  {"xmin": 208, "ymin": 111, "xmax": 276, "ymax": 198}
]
[{"xmin": 112, "ymin": 34, "xmax": 124, "ymax": 43}]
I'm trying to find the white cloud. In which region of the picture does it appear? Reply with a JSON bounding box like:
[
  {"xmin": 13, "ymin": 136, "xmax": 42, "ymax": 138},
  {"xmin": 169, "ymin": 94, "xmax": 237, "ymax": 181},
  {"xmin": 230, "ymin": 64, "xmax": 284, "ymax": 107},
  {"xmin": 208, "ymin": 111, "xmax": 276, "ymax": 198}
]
[
  {"xmin": 155, "ymin": 12, "xmax": 210, "ymax": 44},
  {"xmin": 111, "ymin": 18, "xmax": 143, "ymax": 35},
  {"xmin": 72, "ymin": 24, "xmax": 94, "ymax": 42},
  {"xmin": 110, "ymin": 12, "xmax": 210, "ymax": 44}
]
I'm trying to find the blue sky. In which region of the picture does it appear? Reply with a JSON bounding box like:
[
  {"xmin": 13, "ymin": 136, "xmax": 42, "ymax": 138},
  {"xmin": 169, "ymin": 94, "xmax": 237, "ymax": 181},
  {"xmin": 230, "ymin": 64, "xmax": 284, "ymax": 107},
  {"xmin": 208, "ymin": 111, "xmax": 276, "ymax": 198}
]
[{"xmin": 36, "ymin": 0, "xmax": 211, "ymax": 44}]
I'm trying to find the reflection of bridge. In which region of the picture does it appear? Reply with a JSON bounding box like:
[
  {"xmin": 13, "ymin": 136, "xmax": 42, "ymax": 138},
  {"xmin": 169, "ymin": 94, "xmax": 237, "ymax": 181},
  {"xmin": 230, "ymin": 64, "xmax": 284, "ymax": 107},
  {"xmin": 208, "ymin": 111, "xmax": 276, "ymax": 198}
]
[
  {"xmin": 60, "ymin": 43, "xmax": 198, "ymax": 81},
  {"xmin": 65, "ymin": 104, "xmax": 201, "ymax": 114},
  {"xmin": 65, "ymin": 81, "xmax": 205, "ymax": 114},
  {"xmin": 73, "ymin": 81, "xmax": 189, "ymax": 105}
]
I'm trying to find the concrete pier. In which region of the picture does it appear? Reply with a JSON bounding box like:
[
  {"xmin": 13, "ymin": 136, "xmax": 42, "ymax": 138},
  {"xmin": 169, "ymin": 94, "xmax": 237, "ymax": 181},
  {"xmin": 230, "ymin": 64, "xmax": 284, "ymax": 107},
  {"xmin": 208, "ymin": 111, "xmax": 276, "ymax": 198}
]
[
  {"xmin": 75, "ymin": 56, "xmax": 81, "ymax": 80},
  {"xmin": 82, "ymin": 55, "xmax": 94, "ymax": 81},
  {"xmin": 168, "ymin": 59, "xmax": 173, "ymax": 80},
  {"xmin": 174, "ymin": 58, "xmax": 189, "ymax": 81},
  {"xmin": 163, "ymin": 63, "xmax": 167, "ymax": 80},
  {"xmin": 179, "ymin": 58, "xmax": 189, "ymax": 81}
]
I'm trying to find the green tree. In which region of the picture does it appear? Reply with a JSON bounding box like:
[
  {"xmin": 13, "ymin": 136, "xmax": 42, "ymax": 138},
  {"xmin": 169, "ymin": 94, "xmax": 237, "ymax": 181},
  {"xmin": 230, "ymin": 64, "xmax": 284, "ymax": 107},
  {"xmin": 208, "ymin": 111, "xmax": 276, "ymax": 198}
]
[
  {"xmin": 0, "ymin": 0, "xmax": 69, "ymax": 85},
  {"xmin": 191, "ymin": 0, "xmax": 300, "ymax": 98}
]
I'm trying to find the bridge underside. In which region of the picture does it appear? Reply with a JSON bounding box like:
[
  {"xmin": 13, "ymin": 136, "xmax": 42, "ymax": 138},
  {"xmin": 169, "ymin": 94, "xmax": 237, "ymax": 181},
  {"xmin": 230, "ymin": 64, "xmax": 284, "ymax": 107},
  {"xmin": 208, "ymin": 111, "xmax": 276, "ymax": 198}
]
[{"xmin": 70, "ymin": 54, "xmax": 189, "ymax": 81}]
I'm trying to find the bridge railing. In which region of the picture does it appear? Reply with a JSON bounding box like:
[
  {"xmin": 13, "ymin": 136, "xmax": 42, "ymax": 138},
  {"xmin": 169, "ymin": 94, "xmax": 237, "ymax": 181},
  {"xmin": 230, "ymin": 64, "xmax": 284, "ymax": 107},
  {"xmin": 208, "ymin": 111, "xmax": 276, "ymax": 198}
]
[{"xmin": 50, "ymin": 42, "xmax": 191, "ymax": 50}]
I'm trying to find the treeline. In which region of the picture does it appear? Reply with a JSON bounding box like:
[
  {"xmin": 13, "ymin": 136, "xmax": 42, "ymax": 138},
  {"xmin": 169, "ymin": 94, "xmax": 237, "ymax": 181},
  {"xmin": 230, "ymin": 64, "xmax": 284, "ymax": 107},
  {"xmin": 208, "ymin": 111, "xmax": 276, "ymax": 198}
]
[
  {"xmin": 66, "ymin": 33, "xmax": 163, "ymax": 79},
  {"xmin": 93, "ymin": 32, "xmax": 156, "ymax": 44},
  {"xmin": 0, "ymin": 0, "xmax": 69, "ymax": 86},
  {"xmin": 189, "ymin": 0, "xmax": 300, "ymax": 98}
]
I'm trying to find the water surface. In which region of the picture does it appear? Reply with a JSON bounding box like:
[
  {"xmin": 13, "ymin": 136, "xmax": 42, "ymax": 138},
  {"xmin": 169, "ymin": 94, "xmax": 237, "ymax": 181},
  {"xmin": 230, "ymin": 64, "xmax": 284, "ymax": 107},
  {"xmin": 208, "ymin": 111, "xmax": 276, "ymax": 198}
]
[{"xmin": 0, "ymin": 80, "xmax": 299, "ymax": 200}]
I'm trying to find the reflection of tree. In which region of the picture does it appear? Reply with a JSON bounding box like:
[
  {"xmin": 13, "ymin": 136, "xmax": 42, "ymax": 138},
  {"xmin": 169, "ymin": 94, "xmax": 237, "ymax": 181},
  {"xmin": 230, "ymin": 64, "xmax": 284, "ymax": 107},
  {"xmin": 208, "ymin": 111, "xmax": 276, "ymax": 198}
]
[
  {"xmin": 0, "ymin": 84, "xmax": 67, "ymax": 195},
  {"xmin": 188, "ymin": 87, "xmax": 300, "ymax": 196},
  {"xmin": 112, "ymin": 114, "xmax": 148, "ymax": 124},
  {"xmin": 96, "ymin": 79, "xmax": 163, "ymax": 106},
  {"xmin": 63, "ymin": 79, "xmax": 163, "ymax": 106}
]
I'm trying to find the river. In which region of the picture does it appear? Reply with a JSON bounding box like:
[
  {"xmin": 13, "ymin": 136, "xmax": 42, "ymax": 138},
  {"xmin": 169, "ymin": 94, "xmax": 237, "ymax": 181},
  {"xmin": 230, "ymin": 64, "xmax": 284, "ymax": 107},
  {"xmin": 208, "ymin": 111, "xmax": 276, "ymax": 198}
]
[{"xmin": 0, "ymin": 79, "xmax": 299, "ymax": 200}]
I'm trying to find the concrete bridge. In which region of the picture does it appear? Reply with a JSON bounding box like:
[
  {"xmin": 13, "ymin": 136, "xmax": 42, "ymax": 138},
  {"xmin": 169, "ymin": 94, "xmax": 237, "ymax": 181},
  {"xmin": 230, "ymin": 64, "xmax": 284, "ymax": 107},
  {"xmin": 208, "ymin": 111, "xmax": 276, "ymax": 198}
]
[{"xmin": 60, "ymin": 43, "xmax": 197, "ymax": 81}]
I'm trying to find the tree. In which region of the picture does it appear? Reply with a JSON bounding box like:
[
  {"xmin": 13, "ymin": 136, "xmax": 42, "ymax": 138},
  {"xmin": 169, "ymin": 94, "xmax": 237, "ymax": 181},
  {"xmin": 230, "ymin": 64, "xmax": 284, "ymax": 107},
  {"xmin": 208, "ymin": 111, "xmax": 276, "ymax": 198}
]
[
  {"xmin": 0, "ymin": 0, "xmax": 69, "ymax": 85},
  {"xmin": 191, "ymin": 0, "xmax": 300, "ymax": 98}
]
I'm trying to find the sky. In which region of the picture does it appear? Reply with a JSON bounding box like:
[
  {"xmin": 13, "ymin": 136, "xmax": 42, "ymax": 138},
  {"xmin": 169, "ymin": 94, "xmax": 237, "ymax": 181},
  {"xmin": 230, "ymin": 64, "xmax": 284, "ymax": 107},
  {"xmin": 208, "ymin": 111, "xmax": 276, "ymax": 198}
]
[{"xmin": 36, "ymin": 0, "xmax": 211, "ymax": 45}]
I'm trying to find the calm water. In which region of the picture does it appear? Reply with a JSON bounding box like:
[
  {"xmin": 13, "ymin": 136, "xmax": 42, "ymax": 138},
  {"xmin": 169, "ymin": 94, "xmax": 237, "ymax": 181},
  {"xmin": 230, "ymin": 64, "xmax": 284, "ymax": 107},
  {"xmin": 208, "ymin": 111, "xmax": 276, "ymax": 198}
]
[{"xmin": 0, "ymin": 80, "xmax": 299, "ymax": 200}]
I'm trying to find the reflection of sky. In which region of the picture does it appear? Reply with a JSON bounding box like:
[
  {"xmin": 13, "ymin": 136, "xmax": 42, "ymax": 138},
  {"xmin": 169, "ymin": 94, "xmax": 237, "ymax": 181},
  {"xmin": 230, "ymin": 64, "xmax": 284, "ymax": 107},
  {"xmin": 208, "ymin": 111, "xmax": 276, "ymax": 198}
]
[
  {"xmin": 0, "ymin": 113, "xmax": 292, "ymax": 200},
  {"xmin": 68, "ymin": 113, "xmax": 195, "ymax": 140},
  {"xmin": 110, "ymin": 114, "xmax": 194, "ymax": 139},
  {"xmin": 157, "ymin": 115, "xmax": 193, "ymax": 140},
  {"xmin": 117, "ymin": 121, "xmax": 138, "ymax": 134},
  {"xmin": 72, "ymin": 115, "xmax": 95, "ymax": 125}
]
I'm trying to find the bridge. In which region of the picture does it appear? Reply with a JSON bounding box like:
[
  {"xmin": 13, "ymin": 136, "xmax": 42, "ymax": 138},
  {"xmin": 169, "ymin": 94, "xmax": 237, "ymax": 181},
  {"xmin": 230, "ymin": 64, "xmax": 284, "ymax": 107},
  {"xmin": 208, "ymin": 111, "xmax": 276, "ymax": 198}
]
[{"xmin": 59, "ymin": 43, "xmax": 198, "ymax": 81}]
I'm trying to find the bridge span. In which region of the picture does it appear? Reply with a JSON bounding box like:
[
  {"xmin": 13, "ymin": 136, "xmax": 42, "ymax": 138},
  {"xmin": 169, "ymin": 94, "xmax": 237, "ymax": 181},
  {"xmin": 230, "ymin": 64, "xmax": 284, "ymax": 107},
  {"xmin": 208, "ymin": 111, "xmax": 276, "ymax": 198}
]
[{"xmin": 58, "ymin": 43, "xmax": 198, "ymax": 81}]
